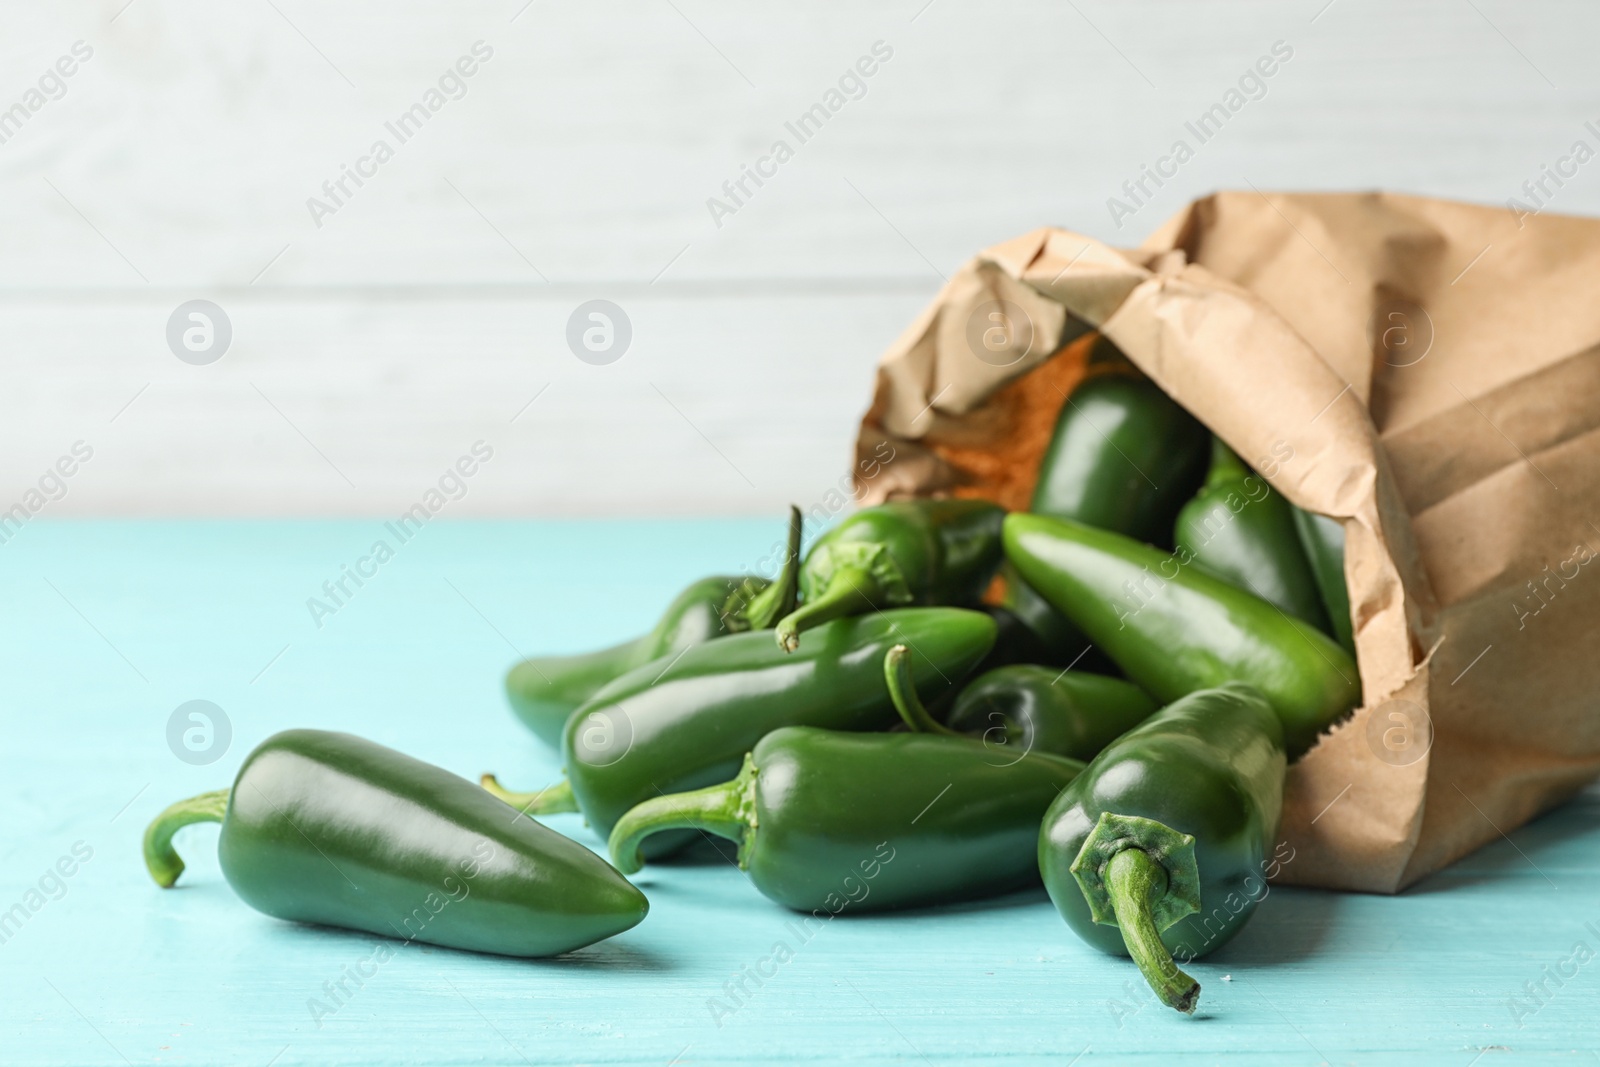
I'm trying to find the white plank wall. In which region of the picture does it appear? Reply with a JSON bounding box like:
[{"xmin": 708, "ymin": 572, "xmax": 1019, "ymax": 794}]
[{"xmin": 1, "ymin": 0, "xmax": 1596, "ymax": 515}]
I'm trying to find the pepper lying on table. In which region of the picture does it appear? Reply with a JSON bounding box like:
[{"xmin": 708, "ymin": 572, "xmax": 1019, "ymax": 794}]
[
  {"xmin": 1039, "ymin": 683, "xmax": 1287, "ymax": 1014},
  {"xmin": 143, "ymin": 730, "xmax": 648, "ymax": 957},
  {"xmin": 606, "ymin": 645, "xmax": 1085, "ymax": 911},
  {"xmin": 482, "ymin": 608, "xmax": 998, "ymax": 860}
]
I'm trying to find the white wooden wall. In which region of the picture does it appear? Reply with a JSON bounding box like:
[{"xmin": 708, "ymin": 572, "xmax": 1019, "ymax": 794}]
[{"xmin": 2, "ymin": 1, "xmax": 1596, "ymax": 515}]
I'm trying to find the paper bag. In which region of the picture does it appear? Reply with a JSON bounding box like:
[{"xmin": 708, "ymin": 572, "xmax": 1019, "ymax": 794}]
[{"xmin": 853, "ymin": 191, "xmax": 1600, "ymax": 892}]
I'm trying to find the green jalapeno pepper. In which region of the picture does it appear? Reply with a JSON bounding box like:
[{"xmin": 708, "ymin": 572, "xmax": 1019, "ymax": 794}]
[
  {"xmin": 773, "ymin": 499, "xmax": 1004, "ymax": 652},
  {"xmin": 1039, "ymin": 682, "xmax": 1286, "ymax": 1014},
  {"xmin": 143, "ymin": 729, "xmax": 648, "ymax": 957},
  {"xmin": 1029, "ymin": 363, "xmax": 1209, "ymax": 547},
  {"xmin": 1174, "ymin": 439, "xmax": 1329, "ymax": 630},
  {"xmin": 1292, "ymin": 505, "xmax": 1356, "ymax": 657},
  {"xmin": 483, "ymin": 608, "xmax": 998, "ymax": 860},
  {"xmin": 507, "ymin": 507, "xmax": 801, "ymax": 746},
  {"xmin": 943, "ymin": 664, "xmax": 1156, "ymax": 763},
  {"xmin": 607, "ymin": 645, "xmax": 1083, "ymax": 911},
  {"xmin": 1004, "ymin": 513, "xmax": 1359, "ymax": 758}
]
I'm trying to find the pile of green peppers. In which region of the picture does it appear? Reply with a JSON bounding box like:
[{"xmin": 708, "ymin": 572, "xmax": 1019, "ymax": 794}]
[{"xmin": 141, "ymin": 336, "xmax": 1360, "ymax": 1015}]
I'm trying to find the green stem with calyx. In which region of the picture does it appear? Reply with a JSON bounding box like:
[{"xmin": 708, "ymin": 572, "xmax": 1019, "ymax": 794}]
[
  {"xmin": 607, "ymin": 754, "xmax": 759, "ymax": 875},
  {"xmin": 774, "ymin": 564, "xmax": 886, "ymax": 653},
  {"xmin": 736, "ymin": 505, "xmax": 804, "ymax": 631},
  {"xmin": 884, "ymin": 644, "xmax": 962, "ymax": 736},
  {"xmin": 1105, "ymin": 848, "xmax": 1201, "ymax": 1015},
  {"xmin": 478, "ymin": 775, "xmax": 579, "ymax": 816},
  {"xmin": 143, "ymin": 788, "xmax": 230, "ymax": 889}
]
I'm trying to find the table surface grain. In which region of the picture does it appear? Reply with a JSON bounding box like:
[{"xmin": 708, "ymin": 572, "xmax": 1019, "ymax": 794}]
[{"xmin": 2, "ymin": 518, "xmax": 1595, "ymax": 1065}]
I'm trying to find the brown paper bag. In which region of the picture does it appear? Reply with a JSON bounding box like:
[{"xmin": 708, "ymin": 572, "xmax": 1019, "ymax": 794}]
[{"xmin": 853, "ymin": 191, "xmax": 1600, "ymax": 892}]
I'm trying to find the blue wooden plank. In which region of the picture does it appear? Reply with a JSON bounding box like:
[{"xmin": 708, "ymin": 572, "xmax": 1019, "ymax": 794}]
[{"xmin": 0, "ymin": 519, "xmax": 1595, "ymax": 1065}]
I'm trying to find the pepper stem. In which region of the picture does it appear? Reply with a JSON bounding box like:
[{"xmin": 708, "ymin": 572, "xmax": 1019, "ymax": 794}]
[
  {"xmin": 774, "ymin": 564, "xmax": 885, "ymax": 653},
  {"xmin": 478, "ymin": 775, "xmax": 579, "ymax": 816},
  {"xmin": 884, "ymin": 644, "xmax": 961, "ymax": 736},
  {"xmin": 1204, "ymin": 436, "xmax": 1252, "ymax": 487},
  {"xmin": 737, "ymin": 505, "xmax": 804, "ymax": 630},
  {"xmin": 1105, "ymin": 849, "xmax": 1201, "ymax": 1015},
  {"xmin": 142, "ymin": 788, "xmax": 230, "ymax": 889},
  {"xmin": 608, "ymin": 754, "xmax": 759, "ymax": 875}
]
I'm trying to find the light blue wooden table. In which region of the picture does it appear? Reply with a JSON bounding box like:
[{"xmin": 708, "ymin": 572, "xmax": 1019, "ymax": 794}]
[{"xmin": 3, "ymin": 519, "xmax": 1594, "ymax": 1065}]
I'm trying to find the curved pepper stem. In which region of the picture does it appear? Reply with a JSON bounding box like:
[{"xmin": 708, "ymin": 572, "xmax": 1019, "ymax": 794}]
[
  {"xmin": 884, "ymin": 644, "xmax": 962, "ymax": 736},
  {"xmin": 478, "ymin": 775, "xmax": 579, "ymax": 817},
  {"xmin": 143, "ymin": 788, "xmax": 230, "ymax": 889},
  {"xmin": 607, "ymin": 754, "xmax": 759, "ymax": 875},
  {"xmin": 774, "ymin": 564, "xmax": 885, "ymax": 653},
  {"xmin": 1106, "ymin": 848, "xmax": 1201, "ymax": 1014},
  {"xmin": 736, "ymin": 505, "xmax": 804, "ymax": 631}
]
